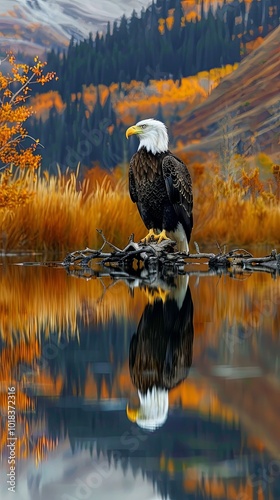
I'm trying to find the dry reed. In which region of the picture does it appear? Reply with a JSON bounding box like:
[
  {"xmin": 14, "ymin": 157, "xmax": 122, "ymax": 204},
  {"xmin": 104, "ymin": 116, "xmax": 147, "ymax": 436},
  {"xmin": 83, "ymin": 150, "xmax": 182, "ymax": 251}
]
[{"xmin": 0, "ymin": 166, "xmax": 145, "ymax": 253}]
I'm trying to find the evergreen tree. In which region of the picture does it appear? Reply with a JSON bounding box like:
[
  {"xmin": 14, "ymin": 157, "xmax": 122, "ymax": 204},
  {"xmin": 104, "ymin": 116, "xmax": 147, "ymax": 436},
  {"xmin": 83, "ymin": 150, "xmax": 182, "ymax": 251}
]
[
  {"xmin": 42, "ymin": 0, "xmax": 278, "ymax": 97},
  {"xmin": 27, "ymin": 0, "xmax": 279, "ymax": 170}
]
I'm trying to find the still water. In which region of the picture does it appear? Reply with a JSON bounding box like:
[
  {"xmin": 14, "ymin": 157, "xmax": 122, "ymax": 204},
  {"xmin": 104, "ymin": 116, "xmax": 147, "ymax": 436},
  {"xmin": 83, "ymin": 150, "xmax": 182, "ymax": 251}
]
[{"xmin": 0, "ymin": 258, "xmax": 280, "ymax": 500}]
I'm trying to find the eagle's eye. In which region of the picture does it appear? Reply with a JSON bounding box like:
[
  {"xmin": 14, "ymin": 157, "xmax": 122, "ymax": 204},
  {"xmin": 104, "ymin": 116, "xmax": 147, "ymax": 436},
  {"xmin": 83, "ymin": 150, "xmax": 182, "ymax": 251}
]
[{"xmin": 141, "ymin": 124, "xmax": 147, "ymax": 129}]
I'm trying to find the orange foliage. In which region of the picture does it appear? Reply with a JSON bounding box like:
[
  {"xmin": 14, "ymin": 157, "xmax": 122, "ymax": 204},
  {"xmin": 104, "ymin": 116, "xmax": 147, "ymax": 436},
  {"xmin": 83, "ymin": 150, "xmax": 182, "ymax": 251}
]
[
  {"xmin": 0, "ymin": 341, "xmax": 39, "ymax": 461},
  {"xmin": 0, "ymin": 417, "xmax": 58, "ymax": 464},
  {"xmin": 166, "ymin": 14, "xmax": 174, "ymax": 31},
  {"xmin": 178, "ymin": 154, "xmax": 280, "ymax": 246},
  {"xmin": 0, "ymin": 53, "xmax": 56, "ymax": 170},
  {"xmin": 31, "ymin": 82, "xmax": 111, "ymax": 122},
  {"xmin": 28, "ymin": 64, "xmax": 238, "ymax": 134},
  {"xmin": 246, "ymin": 36, "xmax": 264, "ymax": 54},
  {"xmin": 30, "ymin": 65, "xmax": 238, "ymax": 129},
  {"xmin": 30, "ymin": 90, "xmax": 64, "ymax": 120},
  {"xmin": 72, "ymin": 84, "xmax": 110, "ymax": 113},
  {"xmin": 158, "ymin": 4, "xmax": 199, "ymax": 31},
  {"xmin": 0, "ymin": 53, "xmax": 56, "ymax": 211},
  {"xmin": 169, "ymin": 379, "xmax": 237, "ymax": 424},
  {"xmin": 0, "ymin": 341, "xmax": 39, "ymax": 408},
  {"xmin": 0, "ymin": 265, "xmax": 147, "ymax": 345},
  {"xmin": 183, "ymin": 470, "xmax": 271, "ymax": 500},
  {"xmin": 0, "ymin": 167, "xmax": 35, "ymax": 208},
  {"xmin": 185, "ymin": 10, "xmax": 200, "ymax": 22},
  {"xmin": 158, "ymin": 18, "xmax": 165, "ymax": 35},
  {"xmin": 114, "ymin": 65, "xmax": 238, "ymax": 124}
]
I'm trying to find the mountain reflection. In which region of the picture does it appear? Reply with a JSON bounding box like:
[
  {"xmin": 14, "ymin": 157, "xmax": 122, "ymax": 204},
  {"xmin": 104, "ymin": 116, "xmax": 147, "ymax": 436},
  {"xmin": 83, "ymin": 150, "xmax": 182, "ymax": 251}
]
[{"xmin": 128, "ymin": 275, "xmax": 193, "ymax": 430}]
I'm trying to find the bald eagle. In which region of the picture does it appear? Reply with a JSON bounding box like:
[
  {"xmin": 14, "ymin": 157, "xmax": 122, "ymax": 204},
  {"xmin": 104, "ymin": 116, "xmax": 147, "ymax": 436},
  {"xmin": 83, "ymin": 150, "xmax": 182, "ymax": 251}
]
[
  {"xmin": 126, "ymin": 118, "xmax": 193, "ymax": 253},
  {"xmin": 127, "ymin": 275, "xmax": 194, "ymax": 430}
]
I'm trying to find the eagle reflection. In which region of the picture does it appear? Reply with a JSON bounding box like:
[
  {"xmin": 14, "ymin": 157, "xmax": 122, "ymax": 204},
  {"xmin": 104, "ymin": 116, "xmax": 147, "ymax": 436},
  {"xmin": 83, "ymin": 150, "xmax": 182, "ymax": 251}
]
[{"xmin": 127, "ymin": 275, "xmax": 194, "ymax": 430}]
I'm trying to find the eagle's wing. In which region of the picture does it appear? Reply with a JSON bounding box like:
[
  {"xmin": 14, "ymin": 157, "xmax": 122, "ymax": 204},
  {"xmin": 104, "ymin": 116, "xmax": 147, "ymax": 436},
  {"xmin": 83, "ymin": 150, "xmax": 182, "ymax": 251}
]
[
  {"xmin": 128, "ymin": 162, "xmax": 138, "ymax": 202},
  {"xmin": 162, "ymin": 154, "xmax": 193, "ymax": 222}
]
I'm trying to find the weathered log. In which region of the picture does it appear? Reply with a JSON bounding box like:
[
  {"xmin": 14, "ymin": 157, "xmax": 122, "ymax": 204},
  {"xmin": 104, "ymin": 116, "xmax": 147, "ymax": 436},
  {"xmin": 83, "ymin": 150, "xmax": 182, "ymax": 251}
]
[{"xmin": 62, "ymin": 230, "xmax": 280, "ymax": 279}]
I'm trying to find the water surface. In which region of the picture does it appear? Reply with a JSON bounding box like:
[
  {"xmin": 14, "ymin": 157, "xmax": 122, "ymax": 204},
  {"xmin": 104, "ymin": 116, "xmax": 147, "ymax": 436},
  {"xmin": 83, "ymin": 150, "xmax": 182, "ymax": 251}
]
[{"xmin": 0, "ymin": 260, "xmax": 280, "ymax": 500}]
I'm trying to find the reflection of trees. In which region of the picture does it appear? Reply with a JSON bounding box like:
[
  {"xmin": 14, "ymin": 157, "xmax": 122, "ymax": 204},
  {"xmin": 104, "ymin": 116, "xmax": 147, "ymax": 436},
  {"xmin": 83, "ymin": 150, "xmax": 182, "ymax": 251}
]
[
  {"xmin": 35, "ymin": 396, "xmax": 275, "ymax": 500},
  {"xmin": 0, "ymin": 340, "xmax": 58, "ymax": 463},
  {"xmin": 45, "ymin": 317, "xmax": 134, "ymax": 399}
]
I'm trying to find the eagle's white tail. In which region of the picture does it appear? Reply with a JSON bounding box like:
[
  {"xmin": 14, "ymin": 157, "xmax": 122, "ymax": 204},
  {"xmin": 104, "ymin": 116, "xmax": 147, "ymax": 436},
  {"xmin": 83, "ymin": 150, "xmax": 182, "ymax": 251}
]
[{"xmin": 168, "ymin": 223, "xmax": 189, "ymax": 253}]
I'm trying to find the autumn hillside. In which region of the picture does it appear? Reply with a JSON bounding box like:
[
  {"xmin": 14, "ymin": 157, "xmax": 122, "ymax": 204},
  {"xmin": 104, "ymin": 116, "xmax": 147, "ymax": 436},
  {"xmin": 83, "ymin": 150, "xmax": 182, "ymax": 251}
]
[{"xmin": 174, "ymin": 26, "xmax": 280, "ymax": 159}]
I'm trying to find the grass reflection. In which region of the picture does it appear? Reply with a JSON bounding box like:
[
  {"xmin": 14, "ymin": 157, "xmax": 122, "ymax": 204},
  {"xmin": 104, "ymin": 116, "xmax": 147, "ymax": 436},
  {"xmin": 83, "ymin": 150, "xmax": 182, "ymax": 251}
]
[{"xmin": 0, "ymin": 265, "xmax": 146, "ymax": 343}]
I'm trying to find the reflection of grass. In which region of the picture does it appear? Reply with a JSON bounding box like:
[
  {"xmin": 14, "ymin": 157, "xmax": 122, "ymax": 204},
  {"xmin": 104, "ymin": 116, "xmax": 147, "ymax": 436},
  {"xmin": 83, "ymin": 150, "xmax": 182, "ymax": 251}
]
[
  {"xmin": 192, "ymin": 271, "xmax": 280, "ymax": 343},
  {"xmin": 1, "ymin": 161, "xmax": 280, "ymax": 253},
  {"xmin": 0, "ymin": 265, "xmax": 146, "ymax": 343},
  {"xmin": 1, "ymin": 264, "xmax": 279, "ymax": 372}
]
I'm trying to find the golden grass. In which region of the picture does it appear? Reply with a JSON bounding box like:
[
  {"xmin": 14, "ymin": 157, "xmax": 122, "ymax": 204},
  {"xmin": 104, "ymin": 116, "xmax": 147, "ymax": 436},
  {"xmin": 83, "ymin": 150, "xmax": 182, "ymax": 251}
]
[
  {"xmin": 0, "ymin": 166, "xmax": 146, "ymax": 253},
  {"xmin": 194, "ymin": 190, "xmax": 280, "ymax": 246},
  {"xmin": 193, "ymin": 172, "xmax": 280, "ymax": 246},
  {"xmin": 0, "ymin": 162, "xmax": 280, "ymax": 253}
]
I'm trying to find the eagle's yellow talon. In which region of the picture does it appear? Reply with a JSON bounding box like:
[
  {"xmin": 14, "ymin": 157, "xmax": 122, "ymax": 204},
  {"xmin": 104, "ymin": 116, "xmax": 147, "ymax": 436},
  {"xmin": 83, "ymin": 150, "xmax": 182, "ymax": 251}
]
[
  {"xmin": 140, "ymin": 229, "xmax": 171, "ymax": 244},
  {"xmin": 140, "ymin": 229, "xmax": 158, "ymax": 243},
  {"xmin": 155, "ymin": 230, "xmax": 170, "ymax": 244}
]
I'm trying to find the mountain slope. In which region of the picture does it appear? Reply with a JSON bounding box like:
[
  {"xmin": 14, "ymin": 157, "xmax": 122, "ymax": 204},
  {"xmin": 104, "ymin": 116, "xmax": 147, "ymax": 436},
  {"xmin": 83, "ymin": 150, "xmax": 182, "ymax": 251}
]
[
  {"xmin": 174, "ymin": 26, "xmax": 280, "ymax": 157},
  {"xmin": 0, "ymin": 0, "xmax": 151, "ymax": 54}
]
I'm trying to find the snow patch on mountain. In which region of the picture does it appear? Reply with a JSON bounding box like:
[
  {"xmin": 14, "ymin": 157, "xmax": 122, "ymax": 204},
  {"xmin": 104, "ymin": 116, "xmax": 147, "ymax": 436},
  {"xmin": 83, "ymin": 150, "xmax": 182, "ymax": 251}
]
[{"xmin": 0, "ymin": 0, "xmax": 151, "ymax": 53}]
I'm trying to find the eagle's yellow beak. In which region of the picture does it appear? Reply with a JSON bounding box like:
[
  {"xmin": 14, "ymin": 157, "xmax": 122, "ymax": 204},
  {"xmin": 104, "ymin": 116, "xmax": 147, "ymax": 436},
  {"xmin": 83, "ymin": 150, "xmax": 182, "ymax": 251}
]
[
  {"xmin": 126, "ymin": 404, "xmax": 139, "ymax": 423},
  {"xmin": 126, "ymin": 125, "xmax": 141, "ymax": 139}
]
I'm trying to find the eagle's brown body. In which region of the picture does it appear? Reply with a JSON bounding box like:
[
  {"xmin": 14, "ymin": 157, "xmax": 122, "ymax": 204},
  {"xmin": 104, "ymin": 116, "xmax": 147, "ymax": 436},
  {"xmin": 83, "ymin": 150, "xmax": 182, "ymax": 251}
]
[{"xmin": 129, "ymin": 147, "xmax": 193, "ymax": 247}]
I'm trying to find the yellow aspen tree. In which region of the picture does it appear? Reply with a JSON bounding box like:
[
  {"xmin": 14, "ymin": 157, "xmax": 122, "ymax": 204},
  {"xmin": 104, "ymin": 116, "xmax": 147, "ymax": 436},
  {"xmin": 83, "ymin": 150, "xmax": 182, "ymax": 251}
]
[
  {"xmin": 0, "ymin": 53, "xmax": 57, "ymax": 208},
  {"xmin": 0, "ymin": 53, "xmax": 56, "ymax": 170}
]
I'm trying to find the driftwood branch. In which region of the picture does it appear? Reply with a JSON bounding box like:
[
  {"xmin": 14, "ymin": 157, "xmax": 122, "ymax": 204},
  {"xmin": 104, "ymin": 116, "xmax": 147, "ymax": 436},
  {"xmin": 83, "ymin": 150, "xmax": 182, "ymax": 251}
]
[{"xmin": 62, "ymin": 231, "xmax": 280, "ymax": 280}]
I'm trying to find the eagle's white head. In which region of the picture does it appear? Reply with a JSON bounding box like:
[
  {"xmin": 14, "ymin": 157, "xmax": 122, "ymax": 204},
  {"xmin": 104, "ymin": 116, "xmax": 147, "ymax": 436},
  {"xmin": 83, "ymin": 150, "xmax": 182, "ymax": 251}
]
[
  {"xmin": 126, "ymin": 118, "xmax": 169, "ymax": 155},
  {"xmin": 126, "ymin": 387, "xmax": 169, "ymax": 431}
]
